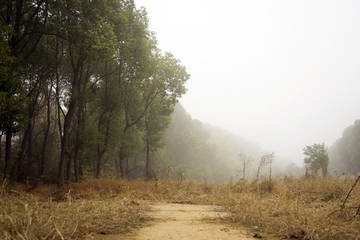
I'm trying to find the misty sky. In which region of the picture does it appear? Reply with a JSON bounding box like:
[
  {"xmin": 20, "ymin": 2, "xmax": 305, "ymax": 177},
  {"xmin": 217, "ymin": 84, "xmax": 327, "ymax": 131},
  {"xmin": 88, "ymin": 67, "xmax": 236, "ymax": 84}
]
[{"xmin": 135, "ymin": 0, "xmax": 360, "ymax": 166}]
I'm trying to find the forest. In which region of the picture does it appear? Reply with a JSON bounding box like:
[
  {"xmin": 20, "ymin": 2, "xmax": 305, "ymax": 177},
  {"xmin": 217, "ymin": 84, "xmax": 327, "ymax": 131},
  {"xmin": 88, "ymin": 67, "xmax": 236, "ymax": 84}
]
[
  {"xmin": 0, "ymin": 0, "xmax": 192, "ymax": 186},
  {"xmin": 0, "ymin": 0, "xmax": 270, "ymax": 186},
  {"xmin": 328, "ymin": 119, "xmax": 360, "ymax": 175}
]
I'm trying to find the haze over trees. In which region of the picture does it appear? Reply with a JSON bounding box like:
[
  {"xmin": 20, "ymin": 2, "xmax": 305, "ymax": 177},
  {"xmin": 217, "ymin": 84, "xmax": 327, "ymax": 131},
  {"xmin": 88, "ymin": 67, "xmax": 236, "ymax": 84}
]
[
  {"xmin": 0, "ymin": 0, "xmax": 190, "ymax": 186},
  {"xmin": 329, "ymin": 119, "xmax": 360, "ymax": 175},
  {"xmin": 0, "ymin": 0, "xmax": 269, "ymax": 185},
  {"xmin": 1, "ymin": 0, "xmax": 359, "ymax": 186}
]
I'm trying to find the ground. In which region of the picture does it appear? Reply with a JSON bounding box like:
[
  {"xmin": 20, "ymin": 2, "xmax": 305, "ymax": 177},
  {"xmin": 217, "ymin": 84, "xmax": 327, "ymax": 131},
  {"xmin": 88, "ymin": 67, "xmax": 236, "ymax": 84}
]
[{"xmin": 93, "ymin": 202, "xmax": 272, "ymax": 240}]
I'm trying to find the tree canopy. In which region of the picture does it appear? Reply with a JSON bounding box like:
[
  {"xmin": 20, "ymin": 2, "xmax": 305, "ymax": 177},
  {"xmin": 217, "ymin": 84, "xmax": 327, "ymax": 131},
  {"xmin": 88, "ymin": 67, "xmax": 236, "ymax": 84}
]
[
  {"xmin": 0, "ymin": 0, "xmax": 190, "ymax": 185},
  {"xmin": 303, "ymin": 143, "xmax": 329, "ymax": 176}
]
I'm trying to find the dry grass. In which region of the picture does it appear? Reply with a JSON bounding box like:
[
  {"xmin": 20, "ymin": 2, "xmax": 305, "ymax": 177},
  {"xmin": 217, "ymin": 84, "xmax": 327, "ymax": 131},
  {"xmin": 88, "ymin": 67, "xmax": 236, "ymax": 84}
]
[
  {"xmin": 0, "ymin": 178, "xmax": 227, "ymax": 239},
  {"xmin": 0, "ymin": 179, "xmax": 148, "ymax": 239},
  {"xmin": 225, "ymin": 176, "xmax": 360, "ymax": 239},
  {"xmin": 1, "ymin": 176, "xmax": 360, "ymax": 239}
]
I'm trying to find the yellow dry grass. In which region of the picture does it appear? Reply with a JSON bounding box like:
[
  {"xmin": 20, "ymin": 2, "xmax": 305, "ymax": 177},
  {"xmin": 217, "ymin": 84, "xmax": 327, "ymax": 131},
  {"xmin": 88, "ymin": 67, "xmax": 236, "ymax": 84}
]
[
  {"xmin": 1, "ymin": 176, "xmax": 360, "ymax": 239},
  {"xmin": 226, "ymin": 176, "xmax": 360, "ymax": 239}
]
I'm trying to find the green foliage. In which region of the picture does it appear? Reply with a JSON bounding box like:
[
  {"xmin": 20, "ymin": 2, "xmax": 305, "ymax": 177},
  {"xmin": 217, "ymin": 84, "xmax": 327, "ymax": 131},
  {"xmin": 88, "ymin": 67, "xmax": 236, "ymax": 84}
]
[
  {"xmin": 303, "ymin": 143, "xmax": 329, "ymax": 176},
  {"xmin": 102, "ymin": 164, "xmax": 117, "ymax": 179},
  {"xmin": 0, "ymin": 0, "xmax": 269, "ymax": 183},
  {"xmin": 0, "ymin": 21, "xmax": 13, "ymax": 83},
  {"xmin": 0, "ymin": 20, "xmax": 25, "ymax": 134}
]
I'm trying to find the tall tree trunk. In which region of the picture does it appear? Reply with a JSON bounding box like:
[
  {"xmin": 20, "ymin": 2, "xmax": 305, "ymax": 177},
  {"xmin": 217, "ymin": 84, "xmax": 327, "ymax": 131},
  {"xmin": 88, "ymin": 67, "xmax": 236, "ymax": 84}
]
[
  {"xmin": 146, "ymin": 141, "xmax": 151, "ymax": 180},
  {"xmin": 4, "ymin": 131, "xmax": 12, "ymax": 178},
  {"xmin": 16, "ymin": 128, "xmax": 29, "ymax": 181},
  {"xmin": 79, "ymin": 157, "xmax": 84, "ymax": 179},
  {"xmin": 40, "ymin": 91, "xmax": 51, "ymax": 176},
  {"xmin": 74, "ymin": 135, "xmax": 80, "ymax": 182},
  {"xmin": 96, "ymin": 122, "xmax": 110, "ymax": 178},
  {"xmin": 95, "ymin": 60, "xmax": 109, "ymax": 179},
  {"xmin": 125, "ymin": 158, "xmax": 130, "ymax": 180},
  {"xmin": 119, "ymin": 152, "xmax": 125, "ymax": 179},
  {"xmin": 96, "ymin": 146, "xmax": 105, "ymax": 178},
  {"xmin": 67, "ymin": 153, "xmax": 72, "ymax": 182},
  {"xmin": 73, "ymin": 103, "xmax": 82, "ymax": 183},
  {"xmin": 115, "ymin": 157, "xmax": 119, "ymax": 177},
  {"xmin": 57, "ymin": 58, "xmax": 82, "ymax": 187},
  {"xmin": 58, "ymin": 100, "xmax": 77, "ymax": 187},
  {"xmin": 25, "ymin": 119, "xmax": 33, "ymax": 179},
  {"xmin": 0, "ymin": 134, "xmax": 2, "ymax": 170}
]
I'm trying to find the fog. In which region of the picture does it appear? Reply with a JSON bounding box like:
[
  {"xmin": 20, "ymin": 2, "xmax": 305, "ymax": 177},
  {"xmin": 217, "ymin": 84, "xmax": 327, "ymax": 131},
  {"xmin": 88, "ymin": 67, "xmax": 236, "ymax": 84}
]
[{"xmin": 135, "ymin": 0, "xmax": 360, "ymax": 166}]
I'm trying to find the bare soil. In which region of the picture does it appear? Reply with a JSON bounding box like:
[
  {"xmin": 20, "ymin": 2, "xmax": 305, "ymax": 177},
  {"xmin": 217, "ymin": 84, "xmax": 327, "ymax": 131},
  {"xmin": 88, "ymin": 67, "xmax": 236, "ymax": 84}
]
[{"xmin": 93, "ymin": 202, "xmax": 270, "ymax": 240}]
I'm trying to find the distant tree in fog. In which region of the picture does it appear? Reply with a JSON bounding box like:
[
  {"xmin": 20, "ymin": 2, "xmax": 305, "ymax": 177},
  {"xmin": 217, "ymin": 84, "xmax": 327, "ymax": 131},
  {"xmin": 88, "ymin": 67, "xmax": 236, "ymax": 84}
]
[
  {"xmin": 303, "ymin": 143, "xmax": 329, "ymax": 176},
  {"xmin": 255, "ymin": 152, "xmax": 275, "ymax": 181},
  {"xmin": 237, "ymin": 151, "xmax": 253, "ymax": 181}
]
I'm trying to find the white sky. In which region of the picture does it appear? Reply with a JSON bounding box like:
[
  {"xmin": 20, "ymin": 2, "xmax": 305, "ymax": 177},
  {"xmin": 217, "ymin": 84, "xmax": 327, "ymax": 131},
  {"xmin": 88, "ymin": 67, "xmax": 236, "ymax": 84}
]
[{"xmin": 135, "ymin": 0, "xmax": 360, "ymax": 166}]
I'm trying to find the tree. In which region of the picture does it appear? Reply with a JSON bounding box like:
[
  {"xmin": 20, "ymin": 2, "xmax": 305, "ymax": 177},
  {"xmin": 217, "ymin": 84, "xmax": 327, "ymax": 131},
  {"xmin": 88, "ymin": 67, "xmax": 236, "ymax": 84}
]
[
  {"xmin": 255, "ymin": 152, "xmax": 275, "ymax": 181},
  {"xmin": 0, "ymin": 0, "xmax": 49, "ymax": 179},
  {"xmin": 237, "ymin": 151, "xmax": 253, "ymax": 181},
  {"xmin": 163, "ymin": 104, "xmax": 212, "ymax": 180},
  {"xmin": 329, "ymin": 119, "xmax": 360, "ymax": 174},
  {"xmin": 303, "ymin": 143, "xmax": 329, "ymax": 176},
  {"xmin": 0, "ymin": 20, "xmax": 16, "ymax": 178},
  {"xmin": 117, "ymin": 50, "xmax": 189, "ymax": 179},
  {"xmin": 143, "ymin": 97, "xmax": 172, "ymax": 180},
  {"xmin": 267, "ymin": 152, "xmax": 275, "ymax": 180},
  {"xmin": 0, "ymin": 0, "xmax": 190, "ymax": 183},
  {"xmin": 52, "ymin": 0, "xmax": 117, "ymax": 187}
]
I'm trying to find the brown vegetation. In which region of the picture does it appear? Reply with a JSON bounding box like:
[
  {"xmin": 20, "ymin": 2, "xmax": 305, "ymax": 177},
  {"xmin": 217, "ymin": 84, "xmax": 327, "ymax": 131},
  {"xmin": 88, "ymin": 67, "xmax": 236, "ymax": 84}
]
[{"xmin": 1, "ymin": 176, "xmax": 360, "ymax": 239}]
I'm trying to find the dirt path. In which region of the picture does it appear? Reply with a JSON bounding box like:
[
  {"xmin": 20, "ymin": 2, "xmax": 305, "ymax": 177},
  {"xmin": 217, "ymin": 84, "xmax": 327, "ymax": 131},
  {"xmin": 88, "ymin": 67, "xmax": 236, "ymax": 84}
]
[{"xmin": 94, "ymin": 202, "xmax": 268, "ymax": 240}]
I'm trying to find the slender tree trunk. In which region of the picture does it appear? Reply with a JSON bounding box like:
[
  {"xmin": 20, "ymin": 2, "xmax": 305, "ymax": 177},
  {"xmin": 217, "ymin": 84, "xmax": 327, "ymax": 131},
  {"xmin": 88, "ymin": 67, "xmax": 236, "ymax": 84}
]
[
  {"xmin": 0, "ymin": 134, "xmax": 2, "ymax": 170},
  {"xmin": 74, "ymin": 136, "xmax": 79, "ymax": 182},
  {"xmin": 115, "ymin": 157, "xmax": 120, "ymax": 177},
  {"xmin": 95, "ymin": 60, "xmax": 109, "ymax": 179},
  {"xmin": 57, "ymin": 57, "xmax": 82, "ymax": 187},
  {"xmin": 40, "ymin": 92, "xmax": 51, "ymax": 176},
  {"xmin": 79, "ymin": 157, "xmax": 83, "ymax": 179},
  {"xmin": 73, "ymin": 104, "xmax": 82, "ymax": 182},
  {"xmin": 96, "ymin": 146, "xmax": 105, "ymax": 178},
  {"xmin": 25, "ymin": 119, "xmax": 33, "ymax": 179},
  {"xmin": 58, "ymin": 100, "xmax": 77, "ymax": 187},
  {"xmin": 96, "ymin": 151, "xmax": 101, "ymax": 178},
  {"xmin": 134, "ymin": 157, "xmax": 138, "ymax": 177},
  {"xmin": 4, "ymin": 131, "xmax": 12, "ymax": 178},
  {"xmin": 77, "ymin": 109, "xmax": 84, "ymax": 180},
  {"xmin": 146, "ymin": 141, "xmax": 151, "ymax": 180},
  {"xmin": 96, "ymin": 123, "xmax": 109, "ymax": 178},
  {"xmin": 125, "ymin": 158, "xmax": 130, "ymax": 180},
  {"xmin": 16, "ymin": 128, "xmax": 29, "ymax": 181},
  {"xmin": 67, "ymin": 153, "xmax": 72, "ymax": 182},
  {"xmin": 119, "ymin": 152, "xmax": 125, "ymax": 179}
]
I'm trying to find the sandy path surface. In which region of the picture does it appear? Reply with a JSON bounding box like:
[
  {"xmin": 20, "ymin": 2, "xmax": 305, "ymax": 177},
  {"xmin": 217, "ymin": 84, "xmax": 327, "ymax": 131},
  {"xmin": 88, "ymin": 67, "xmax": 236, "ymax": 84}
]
[{"xmin": 94, "ymin": 202, "xmax": 267, "ymax": 240}]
